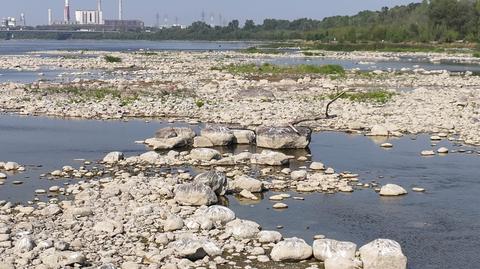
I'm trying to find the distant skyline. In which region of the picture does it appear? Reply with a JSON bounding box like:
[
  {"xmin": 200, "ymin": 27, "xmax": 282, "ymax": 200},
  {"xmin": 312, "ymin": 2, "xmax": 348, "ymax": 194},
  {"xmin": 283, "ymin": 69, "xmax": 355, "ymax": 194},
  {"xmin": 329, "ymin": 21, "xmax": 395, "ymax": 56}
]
[{"xmin": 2, "ymin": 0, "xmax": 421, "ymax": 26}]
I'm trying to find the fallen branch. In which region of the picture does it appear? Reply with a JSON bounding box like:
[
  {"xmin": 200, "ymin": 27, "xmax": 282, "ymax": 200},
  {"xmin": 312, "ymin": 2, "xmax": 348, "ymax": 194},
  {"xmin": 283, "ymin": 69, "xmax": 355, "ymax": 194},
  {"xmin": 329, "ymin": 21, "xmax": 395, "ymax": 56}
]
[
  {"xmin": 290, "ymin": 90, "xmax": 347, "ymax": 125},
  {"xmin": 325, "ymin": 91, "xmax": 346, "ymax": 118}
]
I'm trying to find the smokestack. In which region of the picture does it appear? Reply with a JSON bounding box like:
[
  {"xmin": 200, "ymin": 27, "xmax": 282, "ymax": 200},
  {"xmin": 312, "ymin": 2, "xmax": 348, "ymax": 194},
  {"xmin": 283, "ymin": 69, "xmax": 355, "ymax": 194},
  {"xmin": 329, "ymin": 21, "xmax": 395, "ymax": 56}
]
[
  {"xmin": 64, "ymin": 0, "xmax": 70, "ymax": 23},
  {"xmin": 48, "ymin": 9, "xmax": 52, "ymax": 25},
  {"xmin": 97, "ymin": 0, "xmax": 102, "ymax": 12},
  {"xmin": 118, "ymin": 0, "xmax": 123, "ymax": 20}
]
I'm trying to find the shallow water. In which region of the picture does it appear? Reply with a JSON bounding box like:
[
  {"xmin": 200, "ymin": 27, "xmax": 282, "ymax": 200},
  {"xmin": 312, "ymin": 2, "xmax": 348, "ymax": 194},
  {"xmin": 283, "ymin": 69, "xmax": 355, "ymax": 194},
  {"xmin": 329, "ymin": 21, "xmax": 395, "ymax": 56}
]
[{"xmin": 0, "ymin": 114, "xmax": 479, "ymax": 269}]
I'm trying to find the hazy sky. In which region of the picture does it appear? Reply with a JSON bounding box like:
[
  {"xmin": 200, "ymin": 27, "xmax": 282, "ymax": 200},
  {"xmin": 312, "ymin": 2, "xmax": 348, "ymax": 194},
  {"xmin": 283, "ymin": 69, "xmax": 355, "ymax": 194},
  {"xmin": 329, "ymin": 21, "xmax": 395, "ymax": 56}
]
[{"xmin": 2, "ymin": 0, "xmax": 420, "ymax": 26}]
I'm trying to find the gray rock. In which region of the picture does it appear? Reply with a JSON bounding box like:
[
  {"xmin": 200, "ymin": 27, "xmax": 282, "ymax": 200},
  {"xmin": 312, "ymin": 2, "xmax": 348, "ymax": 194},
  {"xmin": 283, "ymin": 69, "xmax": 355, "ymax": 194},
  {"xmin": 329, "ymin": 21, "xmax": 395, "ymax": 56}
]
[
  {"xmin": 232, "ymin": 129, "xmax": 256, "ymax": 144},
  {"xmin": 193, "ymin": 136, "xmax": 214, "ymax": 148},
  {"xmin": 103, "ymin": 152, "xmax": 124, "ymax": 164},
  {"xmin": 257, "ymin": 230, "xmax": 282, "ymax": 243},
  {"xmin": 270, "ymin": 237, "xmax": 313, "ymax": 261},
  {"xmin": 291, "ymin": 170, "xmax": 307, "ymax": 180},
  {"xmin": 16, "ymin": 236, "xmax": 35, "ymax": 252},
  {"xmin": 200, "ymin": 125, "xmax": 234, "ymax": 146},
  {"xmin": 174, "ymin": 183, "xmax": 218, "ymax": 206},
  {"xmin": 169, "ymin": 237, "xmax": 221, "ymax": 261},
  {"xmin": 313, "ymin": 239, "xmax": 357, "ymax": 261},
  {"xmin": 251, "ymin": 150, "xmax": 291, "ymax": 166},
  {"xmin": 164, "ymin": 215, "xmax": 184, "ymax": 232},
  {"xmin": 225, "ymin": 219, "xmax": 261, "ymax": 239},
  {"xmin": 139, "ymin": 151, "xmax": 162, "ymax": 163},
  {"xmin": 194, "ymin": 171, "xmax": 228, "ymax": 195},
  {"xmin": 359, "ymin": 239, "xmax": 407, "ymax": 269},
  {"xmin": 190, "ymin": 148, "xmax": 221, "ymax": 161},
  {"xmin": 201, "ymin": 205, "xmax": 235, "ymax": 224},
  {"xmin": 230, "ymin": 176, "xmax": 263, "ymax": 193},
  {"xmin": 324, "ymin": 257, "xmax": 356, "ymax": 269},
  {"xmin": 256, "ymin": 126, "xmax": 312, "ymax": 149},
  {"xmin": 380, "ymin": 184, "xmax": 407, "ymax": 196},
  {"xmin": 145, "ymin": 137, "xmax": 189, "ymax": 150},
  {"xmin": 40, "ymin": 250, "xmax": 86, "ymax": 268},
  {"xmin": 155, "ymin": 127, "xmax": 196, "ymax": 140}
]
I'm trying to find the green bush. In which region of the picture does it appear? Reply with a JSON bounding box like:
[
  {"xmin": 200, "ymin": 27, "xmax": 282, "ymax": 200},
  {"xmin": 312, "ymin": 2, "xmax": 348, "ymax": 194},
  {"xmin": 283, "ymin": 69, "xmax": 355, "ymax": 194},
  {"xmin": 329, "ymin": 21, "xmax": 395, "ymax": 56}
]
[{"xmin": 104, "ymin": 55, "xmax": 122, "ymax": 63}]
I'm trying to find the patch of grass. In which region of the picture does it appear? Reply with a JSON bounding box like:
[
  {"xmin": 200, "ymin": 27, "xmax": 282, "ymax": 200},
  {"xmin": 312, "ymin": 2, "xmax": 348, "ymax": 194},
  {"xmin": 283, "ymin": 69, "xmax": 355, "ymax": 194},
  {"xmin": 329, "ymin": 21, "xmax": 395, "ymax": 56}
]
[
  {"xmin": 195, "ymin": 99, "xmax": 205, "ymax": 108},
  {"xmin": 242, "ymin": 47, "xmax": 282, "ymax": 54},
  {"xmin": 302, "ymin": 51, "xmax": 325, "ymax": 56},
  {"xmin": 137, "ymin": 51, "xmax": 158, "ymax": 56},
  {"xmin": 215, "ymin": 63, "xmax": 345, "ymax": 76},
  {"xmin": 330, "ymin": 90, "xmax": 396, "ymax": 103},
  {"xmin": 104, "ymin": 55, "xmax": 122, "ymax": 63},
  {"xmin": 38, "ymin": 86, "xmax": 123, "ymax": 101},
  {"xmin": 473, "ymin": 52, "xmax": 480, "ymax": 58}
]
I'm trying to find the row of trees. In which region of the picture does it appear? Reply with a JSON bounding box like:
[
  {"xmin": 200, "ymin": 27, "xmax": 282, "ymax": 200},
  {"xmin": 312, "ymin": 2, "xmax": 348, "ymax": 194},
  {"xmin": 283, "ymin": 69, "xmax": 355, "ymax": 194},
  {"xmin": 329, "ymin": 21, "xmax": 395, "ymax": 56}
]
[{"xmin": 144, "ymin": 0, "xmax": 480, "ymax": 43}]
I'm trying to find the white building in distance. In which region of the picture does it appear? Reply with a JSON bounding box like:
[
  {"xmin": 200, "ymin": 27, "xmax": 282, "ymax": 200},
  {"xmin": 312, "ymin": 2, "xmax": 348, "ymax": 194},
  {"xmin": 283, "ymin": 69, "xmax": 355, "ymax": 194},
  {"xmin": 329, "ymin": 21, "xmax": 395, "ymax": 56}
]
[{"xmin": 75, "ymin": 10, "xmax": 103, "ymax": 25}]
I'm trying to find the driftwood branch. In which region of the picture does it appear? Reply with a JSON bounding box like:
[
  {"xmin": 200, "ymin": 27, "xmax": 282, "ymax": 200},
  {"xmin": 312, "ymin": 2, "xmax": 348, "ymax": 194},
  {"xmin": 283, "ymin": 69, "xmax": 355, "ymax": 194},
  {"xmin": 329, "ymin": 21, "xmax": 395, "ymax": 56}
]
[{"xmin": 289, "ymin": 90, "xmax": 347, "ymax": 126}]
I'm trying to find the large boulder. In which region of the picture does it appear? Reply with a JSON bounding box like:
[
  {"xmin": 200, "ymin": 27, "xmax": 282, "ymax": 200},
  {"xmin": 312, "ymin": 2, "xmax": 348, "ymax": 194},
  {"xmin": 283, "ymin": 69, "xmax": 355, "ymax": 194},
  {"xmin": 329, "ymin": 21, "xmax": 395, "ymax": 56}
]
[
  {"xmin": 324, "ymin": 257, "xmax": 357, "ymax": 269},
  {"xmin": 190, "ymin": 148, "xmax": 221, "ymax": 161},
  {"xmin": 230, "ymin": 175, "xmax": 263, "ymax": 193},
  {"xmin": 200, "ymin": 205, "xmax": 236, "ymax": 224},
  {"xmin": 270, "ymin": 237, "xmax": 313, "ymax": 261},
  {"xmin": 380, "ymin": 184, "xmax": 407, "ymax": 196},
  {"xmin": 225, "ymin": 219, "xmax": 261, "ymax": 239},
  {"xmin": 102, "ymin": 152, "xmax": 124, "ymax": 164},
  {"xmin": 359, "ymin": 239, "xmax": 407, "ymax": 269},
  {"xmin": 232, "ymin": 129, "xmax": 256, "ymax": 144},
  {"xmin": 257, "ymin": 230, "xmax": 283, "ymax": 243},
  {"xmin": 146, "ymin": 127, "xmax": 196, "ymax": 150},
  {"xmin": 313, "ymin": 239, "xmax": 357, "ymax": 261},
  {"xmin": 194, "ymin": 171, "xmax": 228, "ymax": 195},
  {"xmin": 200, "ymin": 125, "xmax": 235, "ymax": 146},
  {"xmin": 174, "ymin": 183, "xmax": 218, "ymax": 206},
  {"xmin": 256, "ymin": 126, "xmax": 312, "ymax": 149},
  {"xmin": 251, "ymin": 150, "xmax": 292, "ymax": 166}
]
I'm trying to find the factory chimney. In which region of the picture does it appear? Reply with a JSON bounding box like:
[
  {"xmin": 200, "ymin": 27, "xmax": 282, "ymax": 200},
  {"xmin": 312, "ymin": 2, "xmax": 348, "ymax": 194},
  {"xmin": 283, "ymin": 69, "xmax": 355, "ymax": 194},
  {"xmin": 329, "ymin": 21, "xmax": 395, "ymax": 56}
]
[
  {"xmin": 118, "ymin": 0, "xmax": 123, "ymax": 20},
  {"xmin": 97, "ymin": 0, "xmax": 102, "ymax": 12},
  {"xmin": 64, "ymin": 0, "xmax": 70, "ymax": 23},
  {"xmin": 48, "ymin": 9, "xmax": 53, "ymax": 25}
]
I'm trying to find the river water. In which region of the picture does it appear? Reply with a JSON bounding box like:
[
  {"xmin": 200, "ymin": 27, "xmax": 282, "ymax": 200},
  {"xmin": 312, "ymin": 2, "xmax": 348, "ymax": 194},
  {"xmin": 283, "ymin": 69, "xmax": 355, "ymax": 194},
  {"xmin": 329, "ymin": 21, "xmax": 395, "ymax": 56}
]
[{"xmin": 0, "ymin": 114, "xmax": 479, "ymax": 269}]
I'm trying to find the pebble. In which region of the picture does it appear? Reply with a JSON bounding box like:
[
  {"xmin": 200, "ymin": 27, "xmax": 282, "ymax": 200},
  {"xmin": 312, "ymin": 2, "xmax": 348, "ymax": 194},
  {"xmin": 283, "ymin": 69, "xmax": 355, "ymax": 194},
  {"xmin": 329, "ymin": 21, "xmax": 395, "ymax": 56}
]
[
  {"xmin": 412, "ymin": 187, "xmax": 426, "ymax": 192},
  {"xmin": 0, "ymin": 173, "xmax": 6, "ymax": 179},
  {"xmin": 421, "ymin": 150, "xmax": 435, "ymax": 156},
  {"xmin": 35, "ymin": 189, "xmax": 46, "ymax": 195},
  {"xmin": 12, "ymin": 181, "xmax": 23, "ymax": 185},
  {"xmin": 381, "ymin": 143, "xmax": 393, "ymax": 148},
  {"xmin": 437, "ymin": 147, "xmax": 449, "ymax": 154},
  {"xmin": 273, "ymin": 203, "xmax": 288, "ymax": 209}
]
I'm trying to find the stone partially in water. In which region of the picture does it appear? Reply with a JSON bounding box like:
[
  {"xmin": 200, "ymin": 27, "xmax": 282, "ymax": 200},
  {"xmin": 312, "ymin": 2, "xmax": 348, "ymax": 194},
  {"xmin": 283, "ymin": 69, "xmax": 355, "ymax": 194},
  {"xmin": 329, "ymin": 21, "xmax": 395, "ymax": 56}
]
[
  {"xmin": 420, "ymin": 150, "xmax": 435, "ymax": 156},
  {"xmin": 368, "ymin": 125, "xmax": 389, "ymax": 136},
  {"xmin": 0, "ymin": 173, "xmax": 6, "ymax": 179},
  {"xmin": 313, "ymin": 239, "xmax": 357, "ymax": 261},
  {"xmin": 256, "ymin": 126, "xmax": 312, "ymax": 149},
  {"xmin": 232, "ymin": 129, "xmax": 256, "ymax": 144},
  {"xmin": 225, "ymin": 219, "xmax": 261, "ymax": 239},
  {"xmin": 270, "ymin": 237, "xmax": 313, "ymax": 261},
  {"xmin": 250, "ymin": 150, "xmax": 292, "ymax": 166},
  {"xmin": 102, "ymin": 152, "xmax": 124, "ymax": 164},
  {"xmin": 359, "ymin": 239, "xmax": 407, "ymax": 269},
  {"xmin": 380, "ymin": 184, "xmax": 407, "ymax": 196},
  {"xmin": 193, "ymin": 136, "xmax": 214, "ymax": 148},
  {"xmin": 230, "ymin": 175, "xmax": 263, "ymax": 193},
  {"xmin": 174, "ymin": 183, "xmax": 218, "ymax": 206},
  {"xmin": 310, "ymin": 162, "xmax": 326, "ymax": 170},
  {"xmin": 190, "ymin": 148, "xmax": 221, "ymax": 161},
  {"xmin": 200, "ymin": 125, "xmax": 235, "ymax": 146},
  {"xmin": 257, "ymin": 230, "xmax": 283, "ymax": 243},
  {"xmin": 437, "ymin": 147, "xmax": 449, "ymax": 154},
  {"xmin": 4, "ymin": 162, "xmax": 19, "ymax": 171}
]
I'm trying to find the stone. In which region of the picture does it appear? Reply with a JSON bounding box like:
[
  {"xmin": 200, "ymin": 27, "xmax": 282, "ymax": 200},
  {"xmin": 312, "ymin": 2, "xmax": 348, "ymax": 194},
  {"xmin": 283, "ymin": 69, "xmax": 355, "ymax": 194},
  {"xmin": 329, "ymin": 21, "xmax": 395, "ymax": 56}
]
[
  {"xmin": 200, "ymin": 125, "xmax": 235, "ymax": 146},
  {"xmin": 4, "ymin": 162, "xmax": 19, "ymax": 171},
  {"xmin": 103, "ymin": 152, "xmax": 124, "ymax": 164},
  {"xmin": 174, "ymin": 183, "xmax": 218, "ymax": 206},
  {"xmin": 232, "ymin": 129, "xmax": 256, "ymax": 144},
  {"xmin": 145, "ymin": 137, "xmax": 189, "ymax": 150},
  {"xmin": 193, "ymin": 136, "xmax": 214, "ymax": 148},
  {"xmin": 273, "ymin": 203, "xmax": 288, "ymax": 209},
  {"xmin": 291, "ymin": 170, "xmax": 307, "ymax": 180},
  {"xmin": 0, "ymin": 173, "xmax": 6, "ymax": 179},
  {"xmin": 16, "ymin": 236, "xmax": 35, "ymax": 252},
  {"xmin": 256, "ymin": 126, "xmax": 312, "ymax": 149},
  {"xmin": 324, "ymin": 257, "xmax": 356, "ymax": 269},
  {"xmin": 230, "ymin": 176, "xmax": 263, "ymax": 193},
  {"xmin": 257, "ymin": 230, "xmax": 282, "ymax": 243},
  {"xmin": 421, "ymin": 150, "xmax": 435, "ymax": 156},
  {"xmin": 201, "ymin": 205, "xmax": 236, "ymax": 224},
  {"xmin": 190, "ymin": 148, "xmax": 221, "ymax": 161},
  {"xmin": 139, "ymin": 151, "xmax": 162, "ymax": 163},
  {"xmin": 437, "ymin": 147, "xmax": 449, "ymax": 154},
  {"xmin": 270, "ymin": 237, "xmax": 313, "ymax": 261},
  {"xmin": 225, "ymin": 219, "xmax": 261, "ymax": 239},
  {"xmin": 412, "ymin": 187, "xmax": 425, "ymax": 192},
  {"xmin": 310, "ymin": 162, "xmax": 326, "ymax": 170},
  {"xmin": 122, "ymin": 262, "xmax": 140, "ymax": 269},
  {"xmin": 250, "ymin": 150, "xmax": 291, "ymax": 166},
  {"xmin": 40, "ymin": 250, "xmax": 86, "ymax": 268},
  {"xmin": 313, "ymin": 239, "xmax": 357, "ymax": 261},
  {"xmin": 169, "ymin": 237, "xmax": 221, "ymax": 260},
  {"xmin": 156, "ymin": 127, "xmax": 196, "ymax": 141},
  {"xmin": 239, "ymin": 189, "xmax": 258, "ymax": 200},
  {"xmin": 381, "ymin": 143, "xmax": 393, "ymax": 148},
  {"xmin": 164, "ymin": 215, "xmax": 184, "ymax": 232},
  {"xmin": 380, "ymin": 184, "xmax": 407, "ymax": 196},
  {"xmin": 359, "ymin": 239, "xmax": 407, "ymax": 269},
  {"xmin": 194, "ymin": 171, "xmax": 228, "ymax": 195},
  {"xmin": 369, "ymin": 125, "xmax": 389, "ymax": 136}
]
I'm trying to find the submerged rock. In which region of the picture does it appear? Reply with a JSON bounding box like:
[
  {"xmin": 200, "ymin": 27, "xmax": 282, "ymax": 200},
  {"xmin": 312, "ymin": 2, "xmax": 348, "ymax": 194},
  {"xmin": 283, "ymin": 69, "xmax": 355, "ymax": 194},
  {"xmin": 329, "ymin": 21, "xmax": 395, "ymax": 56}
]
[
  {"xmin": 359, "ymin": 239, "xmax": 407, "ymax": 269},
  {"xmin": 256, "ymin": 126, "xmax": 312, "ymax": 149}
]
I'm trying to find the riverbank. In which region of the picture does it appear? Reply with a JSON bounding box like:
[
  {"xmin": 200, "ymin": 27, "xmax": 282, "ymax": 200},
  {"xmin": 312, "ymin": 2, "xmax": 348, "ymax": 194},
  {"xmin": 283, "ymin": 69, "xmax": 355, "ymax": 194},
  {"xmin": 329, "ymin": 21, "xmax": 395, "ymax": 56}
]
[{"xmin": 0, "ymin": 49, "xmax": 479, "ymax": 146}]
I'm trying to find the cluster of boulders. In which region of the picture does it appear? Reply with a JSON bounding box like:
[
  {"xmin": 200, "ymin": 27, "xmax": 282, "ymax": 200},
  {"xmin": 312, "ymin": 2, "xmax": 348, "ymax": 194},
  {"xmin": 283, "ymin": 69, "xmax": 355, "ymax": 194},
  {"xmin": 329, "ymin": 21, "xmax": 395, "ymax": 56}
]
[
  {"xmin": 144, "ymin": 125, "xmax": 312, "ymax": 150},
  {"xmin": 0, "ymin": 149, "xmax": 408, "ymax": 269},
  {"xmin": 0, "ymin": 161, "xmax": 25, "ymax": 180}
]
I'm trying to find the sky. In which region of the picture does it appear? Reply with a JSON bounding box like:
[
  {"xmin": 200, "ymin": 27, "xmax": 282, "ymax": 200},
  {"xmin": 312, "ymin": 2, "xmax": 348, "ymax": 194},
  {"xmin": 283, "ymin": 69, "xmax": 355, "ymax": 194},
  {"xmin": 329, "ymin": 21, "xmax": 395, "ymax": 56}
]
[{"xmin": 2, "ymin": 0, "xmax": 421, "ymax": 26}]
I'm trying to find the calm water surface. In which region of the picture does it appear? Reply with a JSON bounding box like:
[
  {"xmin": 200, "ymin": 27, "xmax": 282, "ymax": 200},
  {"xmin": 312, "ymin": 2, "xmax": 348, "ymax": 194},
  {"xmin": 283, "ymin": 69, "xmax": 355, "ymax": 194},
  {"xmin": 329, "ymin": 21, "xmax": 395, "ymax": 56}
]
[{"xmin": 0, "ymin": 114, "xmax": 479, "ymax": 269}]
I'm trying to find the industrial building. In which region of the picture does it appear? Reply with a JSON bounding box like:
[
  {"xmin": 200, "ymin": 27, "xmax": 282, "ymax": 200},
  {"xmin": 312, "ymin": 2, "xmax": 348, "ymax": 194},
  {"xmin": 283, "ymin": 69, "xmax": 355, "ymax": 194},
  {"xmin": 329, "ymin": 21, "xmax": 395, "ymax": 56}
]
[
  {"xmin": 75, "ymin": 10, "xmax": 103, "ymax": 25},
  {"xmin": 1, "ymin": 17, "xmax": 16, "ymax": 28}
]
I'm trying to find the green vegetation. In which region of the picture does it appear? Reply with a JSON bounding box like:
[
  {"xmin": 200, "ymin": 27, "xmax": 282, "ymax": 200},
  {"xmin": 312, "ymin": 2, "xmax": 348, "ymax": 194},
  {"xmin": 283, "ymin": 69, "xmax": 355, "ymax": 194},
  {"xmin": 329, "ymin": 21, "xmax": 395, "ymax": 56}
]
[
  {"xmin": 195, "ymin": 99, "xmax": 205, "ymax": 108},
  {"xmin": 137, "ymin": 51, "xmax": 159, "ymax": 56},
  {"xmin": 36, "ymin": 86, "xmax": 128, "ymax": 102},
  {"xmin": 241, "ymin": 47, "xmax": 282, "ymax": 54},
  {"xmin": 104, "ymin": 55, "xmax": 122, "ymax": 63},
  {"xmin": 331, "ymin": 90, "xmax": 396, "ymax": 103},
  {"xmin": 216, "ymin": 63, "xmax": 345, "ymax": 75},
  {"xmin": 473, "ymin": 52, "xmax": 480, "ymax": 58}
]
